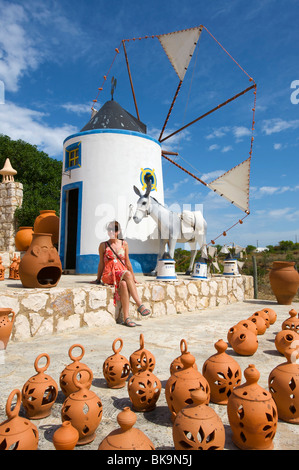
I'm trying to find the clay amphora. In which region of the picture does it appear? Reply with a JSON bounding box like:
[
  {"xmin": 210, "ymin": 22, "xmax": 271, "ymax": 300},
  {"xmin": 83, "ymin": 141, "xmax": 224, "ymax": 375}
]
[
  {"xmin": 170, "ymin": 339, "xmax": 198, "ymax": 374},
  {"xmin": 274, "ymin": 329, "xmax": 299, "ymax": 355},
  {"xmin": 129, "ymin": 333, "xmax": 156, "ymax": 374},
  {"xmin": 61, "ymin": 369, "xmax": 103, "ymax": 445},
  {"xmin": 19, "ymin": 233, "xmax": 62, "ymax": 288},
  {"xmin": 0, "ymin": 389, "xmax": 39, "ymax": 450},
  {"xmin": 60, "ymin": 344, "xmax": 93, "ymax": 397},
  {"xmin": 15, "ymin": 226, "xmax": 34, "ymax": 251},
  {"xmin": 173, "ymin": 389, "xmax": 225, "ymax": 450},
  {"xmin": 0, "ymin": 308, "xmax": 15, "ymax": 350},
  {"xmin": 0, "ymin": 256, "xmax": 4, "ymax": 281},
  {"xmin": 53, "ymin": 421, "xmax": 79, "ymax": 450},
  {"xmin": 98, "ymin": 407, "xmax": 155, "ymax": 450},
  {"xmin": 22, "ymin": 353, "xmax": 58, "ymax": 419},
  {"xmin": 268, "ymin": 347, "xmax": 299, "ymax": 423},
  {"xmin": 269, "ymin": 261, "xmax": 299, "ymax": 305},
  {"xmin": 229, "ymin": 327, "xmax": 258, "ymax": 356},
  {"xmin": 281, "ymin": 309, "xmax": 299, "ymax": 333},
  {"xmin": 34, "ymin": 210, "xmax": 59, "ymax": 245},
  {"xmin": 165, "ymin": 350, "xmax": 210, "ymax": 422},
  {"xmin": 247, "ymin": 314, "xmax": 267, "ymax": 335},
  {"xmin": 227, "ymin": 364, "xmax": 278, "ymax": 450},
  {"xmin": 202, "ymin": 339, "xmax": 242, "ymax": 404},
  {"xmin": 103, "ymin": 338, "xmax": 130, "ymax": 388},
  {"xmin": 260, "ymin": 307, "xmax": 277, "ymax": 325},
  {"xmin": 128, "ymin": 351, "xmax": 161, "ymax": 411}
]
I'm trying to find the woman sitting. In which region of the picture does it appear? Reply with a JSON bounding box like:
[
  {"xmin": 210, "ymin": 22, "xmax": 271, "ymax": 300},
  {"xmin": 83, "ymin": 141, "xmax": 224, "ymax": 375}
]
[{"xmin": 91, "ymin": 220, "xmax": 151, "ymax": 327}]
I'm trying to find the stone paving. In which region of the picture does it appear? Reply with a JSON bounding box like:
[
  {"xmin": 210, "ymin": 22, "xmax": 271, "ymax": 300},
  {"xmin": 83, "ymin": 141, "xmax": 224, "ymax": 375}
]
[{"xmin": 0, "ymin": 295, "xmax": 298, "ymax": 451}]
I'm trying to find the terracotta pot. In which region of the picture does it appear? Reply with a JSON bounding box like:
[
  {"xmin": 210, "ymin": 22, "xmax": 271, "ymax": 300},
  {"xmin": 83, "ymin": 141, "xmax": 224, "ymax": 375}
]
[
  {"xmin": 227, "ymin": 364, "xmax": 278, "ymax": 450},
  {"xmin": 103, "ymin": 338, "xmax": 130, "ymax": 388},
  {"xmin": 22, "ymin": 353, "xmax": 58, "ymax": 419},
  {"xmin": 170, "ymin": 339, "xmax": 198, "ymax": 374},
  {"xmin": 247, "ymin": 314, "xmax": 267, "ymax": 335},
  {"xmin": 260, "ymin": 307, "xmax": 277, "ymax": 325},
  {"xmin": 173, "ymin": 389, "xmax": 225, "ymax": 450},
  {"xmin": 98, "ymin": 407, "xmax": 155, "ymax": 450},
  {"xmin": 19, "ymin": 233, "xmax": 62, "ymax": 288},
  {"xmin": 252, "ymin": 310, "xmax": 270, "ymax": 328},
  {"xmin": 227, "ymin": 321, "xmax": 257, "ymax": 345},
  {"xmin": 53, "ymin": 421, "xmax": 79, "ymax": 450},
  {"xmin": 0, "ymin": 308, "xmax": 15, "ymax": 350},
  {"xmin": 128, "ymin": 351, "xmax": 161, "ymax": 411},
  {"xmin": 61, "ymin": 369, "xmax": 103, "ymax": 445},
  {"xmin": 269, "ymin": 261, "xmax": 299, "ymax": 305},
  {"xmin": 0, "ymin": 389, "xmax": 39, "ymax": 450},
  {"xmin": 15, "ymin": 226, "xmax": 34, "ymax": 251},
  {"xmin": 275, "ymin": 329, "xmax": 299, "ymax": 355},
  {"xmin": 165, "ymin": 350, "xmax": 210, "ymax": 421},
  {"xmin": 0, "ymin": 256, "xmax": 5, "ymax": 281},
  {"xmin": 34, "ymin": 210, "xmax": 59, "ymax": 245},
  {"xmin": 281, "ymin": 309, "xmax": 299, "ymax": 333},
  {"xmin": 202, "ymin": 339, "xmax": 242, "ymax": 404},
  {"xmin": 269, "ymin": 347, "xmax": 299, "ymax": 423},
  {"xmin": 60, "ymin": 344, "xmax": 93, "ymax": 397},
  {"xmin": 130, "ymin": 333, "xmax": 155, "ymax": 374},
  {"xmin": 229, "ymin": 328, "xmax": 258, "ymax": 356}
]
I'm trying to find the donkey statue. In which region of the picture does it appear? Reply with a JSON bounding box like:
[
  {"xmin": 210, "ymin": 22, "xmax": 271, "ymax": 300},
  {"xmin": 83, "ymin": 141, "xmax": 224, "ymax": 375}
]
[{"xmin": 133, "ymin": 181, "xmax": 207, "ymax": 275}]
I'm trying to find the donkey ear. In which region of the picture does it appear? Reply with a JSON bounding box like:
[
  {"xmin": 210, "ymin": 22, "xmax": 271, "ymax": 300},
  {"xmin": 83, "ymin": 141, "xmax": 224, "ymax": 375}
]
[
  {"xmin": 133, "ymin": 185, "xmax": 141, "ymax": 197},
  {"xmin": 145, "ymin": 180, "xmax": 152, "ymax": 196}
]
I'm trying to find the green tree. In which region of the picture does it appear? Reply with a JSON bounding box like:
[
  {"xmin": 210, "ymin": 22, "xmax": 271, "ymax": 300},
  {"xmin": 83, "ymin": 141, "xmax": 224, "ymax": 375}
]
[{"xmin": 0, "ymin": 135, "xmax": 62, "ymax": 227}]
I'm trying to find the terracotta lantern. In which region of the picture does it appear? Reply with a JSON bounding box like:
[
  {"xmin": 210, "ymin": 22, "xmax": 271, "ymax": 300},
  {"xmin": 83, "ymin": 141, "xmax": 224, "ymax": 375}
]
[
  {"xmin": 128, "ymin": 351, "xmax": 161, "ymax": 411},
  {"xmin": 98, "ymin": 407, "xmax": 155, "ymax": 450},
  {"xmin": 268, "ymin": 347, "xmax": 299, "ymax": 424},
  {"xmin": 281, "ymin": 309, "xmax": 299, "ymax": 333},
  {"xmin": 103, "ymin": 338, "xmax": 131, "ymax": 388},
  {"xmin": 61, "ymin": 369, "xmax": 103, "ymax": 445},
  {"xmin": 170, "ymin": 339, "xmax": 198, "ymax": 374},
  {"xmin": 0, "ymin": 389, "xmax": 39, "ymax": 450},
  {"xmin": 227, "ymin": 364, "xmax": 278, "ymax": 450},
  {"xmin": 19, "ymin": 233, "xmax": 62, "ymax": 288},
  {"xmin": 60, "ymin": 344, "xmax": 93, "ymax": 397},
  {"xmin": 22, "ymin": 353, "xmax": 58, "ymax": 420},
  {"xmin": 165, "ymin": 350, "xmax": 210, "ymax": 422},
  {"xmin": 202, "ymin": 339, "xmax": 242, "ymax": 404},
  {"xmin": 275, "ymin": 329, "xmax": 299, "ymax": 355},
  {"xmin": 173, "ymin": 389, "xmax": 225, "ymax": 450},
  {"xmin": 247, "ymin": 314, "xmax": 267, "ymax": 335},
  {"xmin": 129, "ymin": 333, "xmax": 156, "ymax": 374}
]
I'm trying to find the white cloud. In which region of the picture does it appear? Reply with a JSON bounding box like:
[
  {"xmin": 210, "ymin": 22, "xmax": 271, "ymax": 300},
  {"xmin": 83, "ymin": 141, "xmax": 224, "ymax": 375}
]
[
  {"xmin": 208, "ymin": 144, "xmax": 220, "ymax": 151},
  {"xmin": 262, "ymin": 118, "xmax": 299, "ymax": 135},
  {"xmin": 0, "ymin": 2, "xmax": 40, "ymax": 92},
  {"xmin": 251, "ymin": 185, "xmax": 299, "ymax": 199},
  {"xmin": 232, "ymin": 126, "xmax": 251, "ymax": 139},
  {"xmin": 200, "ymin": 170, "xmax": 225, "ymax": 182},
  {"xmin": 61, "ymin": 103, "xmax": 92, "ymax": 115},
  {"xmin": 221, "ymin": 145, "xmax": 233, "ymax": 153},
  {"xmin": 206, "ymin": 127, "xmax": 229, "ymax": 140},
  {"xmin": 0, "ymin": 101, "xmax": 78, "ymax": 157},
  {"xmin": 273, "ymin": 143, "xmax": 282, "ymax": 150}
]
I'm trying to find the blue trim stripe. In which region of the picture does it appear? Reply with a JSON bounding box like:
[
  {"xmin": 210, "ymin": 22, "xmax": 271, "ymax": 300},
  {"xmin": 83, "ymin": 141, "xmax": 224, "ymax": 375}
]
[{"xmin": 63, "ymin": 129, "xmax": 161, "ymax": 146}]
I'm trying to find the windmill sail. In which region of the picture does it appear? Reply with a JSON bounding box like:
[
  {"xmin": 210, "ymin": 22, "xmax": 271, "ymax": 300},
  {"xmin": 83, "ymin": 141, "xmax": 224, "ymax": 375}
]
[
  {"xmin": 207, "ymin": 157, "xmax": 251, "ymax": 213},
  {"xmin": 158, "ymin": 26, "xmax": 203, "ymax": 81}
]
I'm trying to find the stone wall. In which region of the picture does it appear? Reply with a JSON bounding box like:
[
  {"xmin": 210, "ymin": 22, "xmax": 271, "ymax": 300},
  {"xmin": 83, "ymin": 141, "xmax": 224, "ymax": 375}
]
[
  {"xmin": 0, "ymin": 181, "xmax": 23, "ymax": 253},
  {"xmin": 0, "ymin": 275, "xmax": 254, "ymax": 343}
]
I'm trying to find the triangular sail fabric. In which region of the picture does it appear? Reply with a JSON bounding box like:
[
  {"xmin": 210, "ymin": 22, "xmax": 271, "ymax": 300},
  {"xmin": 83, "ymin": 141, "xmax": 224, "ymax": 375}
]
[
  {"xmin": 158, "ymin": 27, "xmax": 203, "ymax": 81},
  {"xmin": 207, "ymin": 157, "xmax": 251, "ymax": 213}
]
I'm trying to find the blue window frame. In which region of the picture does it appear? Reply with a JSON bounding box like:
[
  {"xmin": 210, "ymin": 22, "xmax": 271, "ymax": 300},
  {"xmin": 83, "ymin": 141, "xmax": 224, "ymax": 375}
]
[{"xmin": 65, "ymin": 141, "xmax": 81, "ymax": 170}]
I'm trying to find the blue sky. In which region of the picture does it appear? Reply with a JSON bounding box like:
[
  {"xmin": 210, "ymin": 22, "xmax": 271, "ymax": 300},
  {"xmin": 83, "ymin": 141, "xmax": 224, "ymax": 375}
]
[{"xmin": 0, "ymin": 0, "xmax": 298, "ymax": 248}]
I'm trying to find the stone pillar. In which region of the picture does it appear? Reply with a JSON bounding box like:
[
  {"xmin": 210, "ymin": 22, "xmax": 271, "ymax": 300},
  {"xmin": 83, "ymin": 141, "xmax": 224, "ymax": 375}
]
[{"xmin": 0, "ymin": 181, "xmax": 23, "ymax": 253}]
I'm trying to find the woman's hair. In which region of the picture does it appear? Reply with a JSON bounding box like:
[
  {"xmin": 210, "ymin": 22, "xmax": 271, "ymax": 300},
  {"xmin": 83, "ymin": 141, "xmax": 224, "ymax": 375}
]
[{"xmin": 106, "ymin": 220, "xmax": 123, "ymax": 238}]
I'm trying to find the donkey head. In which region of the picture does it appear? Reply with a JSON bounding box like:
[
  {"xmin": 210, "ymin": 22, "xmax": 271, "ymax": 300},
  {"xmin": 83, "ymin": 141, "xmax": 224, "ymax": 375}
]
[{"xmin": 133, "ymin": 180, "xmax": 152, "ymax": 224}]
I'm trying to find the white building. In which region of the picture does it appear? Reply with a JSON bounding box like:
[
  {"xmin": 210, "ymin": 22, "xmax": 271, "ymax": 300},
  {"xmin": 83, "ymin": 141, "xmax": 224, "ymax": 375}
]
[{"xmin": 59, "ymin": 99, "xmax": 164, "ymax": 274}]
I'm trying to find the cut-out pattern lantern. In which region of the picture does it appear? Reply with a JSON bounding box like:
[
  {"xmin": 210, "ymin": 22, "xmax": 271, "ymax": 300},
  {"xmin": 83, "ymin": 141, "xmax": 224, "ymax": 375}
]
[
  {"xmin": 103, "ymin": 338, "xmax": 130, "ymax": 388},
  {"xmin": 128, "ymin": 351, "xmax": 161, "ymax": 411}
]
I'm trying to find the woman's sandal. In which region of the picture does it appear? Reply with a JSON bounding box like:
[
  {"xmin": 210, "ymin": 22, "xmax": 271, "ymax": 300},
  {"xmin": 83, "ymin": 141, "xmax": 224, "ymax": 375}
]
[
  {"xmin": 137, "ymin": 304, "xmax": 151, "ymax": 317},
  {"xmin": 123, "ymin": 317, "xmax": 137, "ymax": 327}
]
